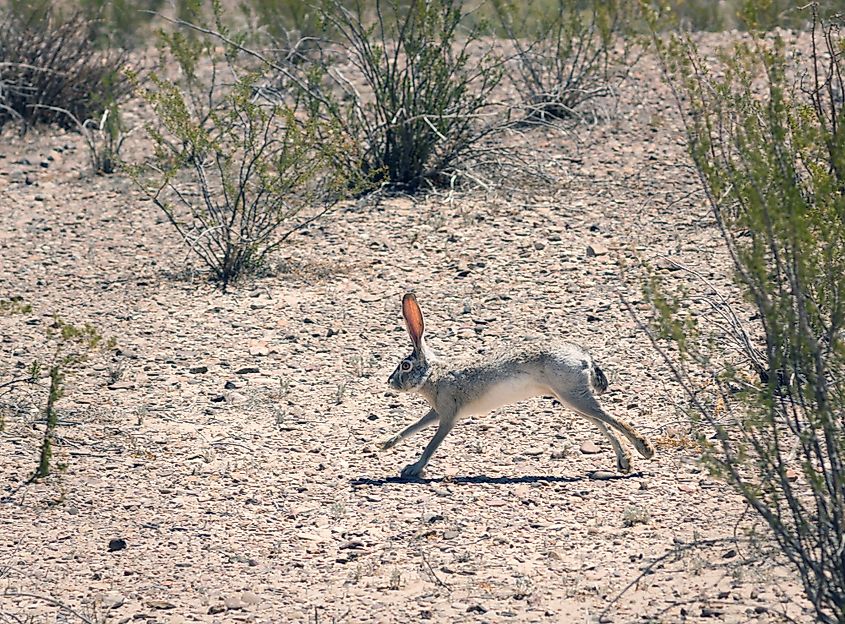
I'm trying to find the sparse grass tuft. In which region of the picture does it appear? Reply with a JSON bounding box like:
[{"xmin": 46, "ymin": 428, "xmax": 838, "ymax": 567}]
[{"xmin": 622, "ymin": 505, "xmax": 650, "ymax": 527}]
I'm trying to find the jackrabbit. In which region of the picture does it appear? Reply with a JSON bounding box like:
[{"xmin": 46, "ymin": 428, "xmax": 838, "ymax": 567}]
[{"xmin": 381, "ymin": 293, "xmax": 655, "ymax": 478}]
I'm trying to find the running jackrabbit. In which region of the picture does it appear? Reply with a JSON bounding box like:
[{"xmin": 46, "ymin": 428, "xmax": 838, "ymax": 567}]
[{"xmin": 381, "ymin": 293, "xmax": 655, "ymax": 478}]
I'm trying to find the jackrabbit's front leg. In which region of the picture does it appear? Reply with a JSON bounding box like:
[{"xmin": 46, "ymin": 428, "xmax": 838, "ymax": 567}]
[
  {"xmin": 400, "ymin": 417, "xmax": 455, "ymax": 478},
  {"xmin": 380, "ymin": 409, "xmax": 438, "ymax": 451}
]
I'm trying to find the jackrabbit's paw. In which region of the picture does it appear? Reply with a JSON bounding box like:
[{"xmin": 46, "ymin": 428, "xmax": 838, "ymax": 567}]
[
  {"xmin": 616, "ymin": 452, "xmax": 633, "ymax": 474},
  {"xmin": 379, "ymin": 436, "xmax": 399, "ymax": 451},
  {"xmin": 400, "ymin": 462, "xmax": 424, "ymax": 479},
  {"xmin": 636, "ymin": 437, "xmax": 656, "ymax": 460}
]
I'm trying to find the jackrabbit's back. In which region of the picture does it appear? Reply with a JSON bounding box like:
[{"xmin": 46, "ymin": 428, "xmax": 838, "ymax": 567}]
[{"xmin": 427, "ymin": 341, "xmax": 598, "ymax": 417}]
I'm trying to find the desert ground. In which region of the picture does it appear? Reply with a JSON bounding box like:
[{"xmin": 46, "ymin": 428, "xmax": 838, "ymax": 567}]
[{"xmin": 0, "ymin": 35, "xmax": 814, "ymax": 624}]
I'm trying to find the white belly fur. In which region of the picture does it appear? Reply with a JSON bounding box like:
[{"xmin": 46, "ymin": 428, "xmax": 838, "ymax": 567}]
[{"xmin": 458, "ymin": 376, "xmax": 546, "ymax": 417}]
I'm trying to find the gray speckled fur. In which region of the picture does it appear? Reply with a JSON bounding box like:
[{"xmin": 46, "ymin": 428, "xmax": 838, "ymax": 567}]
[{"xmin": 383, "ymin": 295, "xmax": 655, "ymax": 479}]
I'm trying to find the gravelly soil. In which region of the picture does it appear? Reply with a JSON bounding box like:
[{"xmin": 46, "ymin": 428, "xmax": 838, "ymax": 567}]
[{"xmin": 0, "ymin": 37, "xmax": 813, "ymax": 624}]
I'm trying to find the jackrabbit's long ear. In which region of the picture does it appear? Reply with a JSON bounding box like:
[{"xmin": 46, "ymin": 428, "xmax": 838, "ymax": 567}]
[{"xmin": 402, "ymin": 293, "xmax": 425, "ymax": 351}]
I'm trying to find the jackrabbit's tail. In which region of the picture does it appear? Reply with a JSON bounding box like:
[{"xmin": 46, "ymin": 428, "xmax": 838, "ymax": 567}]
[{"xmin": 590, "ymin": 363, "xmax": 609, "ymax": 394}]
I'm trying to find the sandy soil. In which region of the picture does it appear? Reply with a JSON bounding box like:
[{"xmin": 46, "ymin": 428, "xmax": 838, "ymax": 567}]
[{"xmin": 0, "ymin": 37, "xmax": 814, "ymax": 624}]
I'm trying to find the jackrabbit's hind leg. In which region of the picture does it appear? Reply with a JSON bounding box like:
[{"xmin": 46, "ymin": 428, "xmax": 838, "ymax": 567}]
[
  {"xmin": 380, "ymin": 409, "xmax": 438, "ymax": 451},
  {"xmin": 558, "ymin": 390, "xmax": 655, "ymax": 460},
  {"xmin": 593, "ymin": 419, "xmax": 632, "ymax": 473}
]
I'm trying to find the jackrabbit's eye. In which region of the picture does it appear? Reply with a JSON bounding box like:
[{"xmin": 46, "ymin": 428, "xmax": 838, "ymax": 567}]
[{"xmin": 400, "ymin": 360, "xmax": 413, "ymax": 372}]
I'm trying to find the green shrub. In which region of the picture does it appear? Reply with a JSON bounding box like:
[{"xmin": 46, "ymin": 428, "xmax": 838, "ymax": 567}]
[
  {"xmin": 660, "ymin": 0, "xmax": 845, "ymax": 32},
  {"xmin": 0, "ymin": 2, "xmax": 131, "ymax": 131},
  {"xmin": 647, "ymin": 7, "xmax": 845, "ymax": 622},
  {"xmin": 492, "ymin": 0, "xmax": 640, "ymax": 121},
  {"xmin": 79, "ymin": 0, "xmax": 167, "ymax": 47},
  {"xmin": 239, "ymin": 0, "xmax": 327, "ymax": 61},
  {"xmin": 299, "ymin": 0, "xmax": 507, "ymax": 193},
  {"xmin": 136, "ymin": 71, "xmax": 356, "ymax": 287}
]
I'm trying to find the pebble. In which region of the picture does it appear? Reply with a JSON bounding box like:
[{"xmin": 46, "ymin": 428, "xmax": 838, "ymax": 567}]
[
  {"xmin": 589, "ymin": 470, "xmax": 617, "ymax": 480},
  {"xmin": 108, "ymin": 381, "xmax": 134, "ymax": 390},
  {"xmin": 108, "ymin": 538, "xmax": 127, "ymax": 552},
  {"xmin": 224, "ymin": 596, "xmax": 245, "ymax": 611},
  {"xmin": 101, "ymin": 590, "xmax": 126, "ymax": 609},
  {"xmin": 249, "ymin": 343, "xmax": 270, "ymax": 356},
  {"xmin": 580, "ymin": 440, "xmax": 601, "ymax": 454},
  {"xmin": 241, "ymin": 591, "xmax": 261, "ymax": 605},
  {"xmin": 586, "ymin": 243, "xmax": 609, "ymax": 257}
]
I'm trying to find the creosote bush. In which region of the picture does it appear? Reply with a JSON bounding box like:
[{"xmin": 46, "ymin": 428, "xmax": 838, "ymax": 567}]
[
  {"xmin": 646, "ymin": 7, "xmax": 845, "ymax": 622},
  {"xmin": 136, "ymin": 68, "xmax": 356, "ymax": 287},
  {"xmin": 492, "ymin": 0, "xmax": 640, "ymax": 121},
  {"xmin": 300, "ymin": 0, "xmax": 507, "ymax": 193},
  {"xmin": 0, "ymin": 2, "xmax": 132, "ymax": 131}
]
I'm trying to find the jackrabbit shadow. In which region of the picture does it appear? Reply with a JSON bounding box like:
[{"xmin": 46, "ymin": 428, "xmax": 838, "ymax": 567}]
[{"xmin": 351, "ymin": 472, "xmax": 641, "ymax": 487}]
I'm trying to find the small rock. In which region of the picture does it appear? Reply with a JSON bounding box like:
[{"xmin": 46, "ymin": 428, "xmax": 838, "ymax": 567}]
[
  {"xmin": 722, "ymin": 549, "xmax": 737, "ymax": 559},
  {"xmin": 107, "ymin": 381, "xmax": 134, "ymax": 390},
  {"xmin": 248, "ymin": 343, "xmax": 270, "ymax": 356},
  {"xmin": 533, "ymin": 241, "xmax": 545, "ymax": 250},
  {"xmin": 236, "ymin": 366, "xmax": 260, "ymax": 375},
  {"xmin": 226, "ymin": 392, "xmax": 248, "ymax": 404},
  {"xmin": 224, "ymin": 380, "xmax": 238, "ymax": 389},
  {"xmin": 701, "ymin": 607, "xmax": 723, "ymax": 618},
  {"xmin": 487, "ymin": 498, "xmax": 507, "ymax": 507},
  {"xmin": 586, "ymin": 243, "xmax": 609, "ymax": 257},
  {"xmin": 580, "ymin": 440, "xmax": 601, "ymax": 454},
  {"xmin": 108, "ymin": 538, "xmax": 127, "ymax": 552},
  {"xmin": 208, "ymin": 604, "xmax": 227, "ymax": 614},
  {"xmin": 241, "ymin": 591, "xmax": 261, "ymax": 605},
  {"xmin": 224, "ymin": 596, "xmax": 245, "ymax": 611},
  {"xmin": 147, "ymin": 600, "xmax": 176, "ymax": 610},
  {"xmin": 422, "ymin": 512, "xmax": 443, "ymax": 524},
  {"xmin": 189, "ymin": 365, "xmax": 208, "ymax": 374},
  {"xmin": 677, "ymin": 483, "xmax": 697, "ymax": 493},
  {"xmin": 466, "ymin": 604, "xmax": 487, "ymax": 614},
  {"xmin": 589, "ymin": 470, "xmax": 617, "ymax": 480},
  {"xmin": 550, "ymin": 449, "xmax": 567, "ymax": 460},
  {"xmin": 101, "ymin": 591, "xmax": 125, "ymax": 609},
  {"xmin": 785, "ymin": 468, "xmax": 799, "ymax": 482}
]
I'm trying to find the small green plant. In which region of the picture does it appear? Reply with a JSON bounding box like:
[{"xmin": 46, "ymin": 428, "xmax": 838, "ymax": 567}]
[
  {"xmin": 0, "ymin": 296, "xmax": 32, "ymax": 315},
  {"xmin": 37, "ymin": 98, "xmax": 129, "ymax": 174},
  {"xmin": 32, "ymin": 319, "xmax": 114, "ymax": 480},
  {"xmin": 622, "ymin": 505, "xmax": 650, "ymax": 527},
  {"xmin": 492, "ymin": 0, "xmax": 640, "ymax": 122}
]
